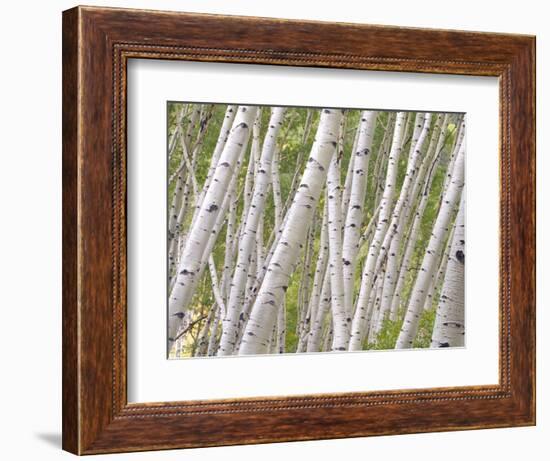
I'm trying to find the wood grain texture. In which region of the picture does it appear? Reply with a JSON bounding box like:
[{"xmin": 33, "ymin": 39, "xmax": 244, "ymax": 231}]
[
  {"xmin": 62, "ymin": 7, "xmax": 79, "ymax": 454},
  {"xmin": 62, "ymin": 5, "xmax": 536, "ymax": 455}
]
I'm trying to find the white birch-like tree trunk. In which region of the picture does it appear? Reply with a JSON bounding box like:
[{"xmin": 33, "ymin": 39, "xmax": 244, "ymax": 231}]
[
  {"xmin": 168, "ymin": 106, "xmax": 200, "ymax": 237},
  {"xmin": 431, "ymin": 194, "xmax": 465, "ymax": 347},
  {"xmin": 238, "ymin": 108, "xmax": 343, "ymax": 355},
  {"xmin": 442, "ymin": 115, "xmax": 464, "ymax": 195},
  {"xmin": 271, "ymin": 146, "xmax": 283, "ymax": 230},
  {"xmin": 326, "ymin": 138, "xmax": 349, "ymax": 350},
  {"xmin": 373, "ymin": 113, "xmax": 432, "ymax": 331},
  {"xmin": 218, "ymin": 108, "xmax": 286, "ymax": 355},
  {"xmin": 374, "ymin": 114, "xmax": 430, "ymax": 274},
  {"xmin": 168, "ymin": 105, "xmax": 187, "ymax": 159},
  {"xmin": 297, "ymin": 222, "xmax": 316, "ymax": 351},
  {"xmin": 306, "ymin": 270, "xmax": 331, "ymax": 352},
  {"xmin": 395, "ymin": 133, "xmax": 465, "ymax": 349},
  {"xmin": 372, "ymin": 115, "xmax": 395, "ymax": 208},
  {"xmin": 389, "ymin": 115, "xmax": 453, "ymax": 319},
  {"xmin": 191, "ymin": 105, "xmax": 237, "ymax": 221},
  {"xmin": 348, "ymin": 112, "xmax": 407, "ymax": 351},
  {"xmin": 341, "ymin": 111, "xmax": 377, "ymax": 316},
  {"xmin": 424, "ymin": 220, "xmax": 455, "ymax": 311},
  {"xmin": 341, "ymin": 119, "xmax": 362, "ymax": 219},
  {"xmin": 168, "ymin": 106, "xmax": 257, "ymax": 344},
  {"xmin": 306, "ymin": 203, "xmax": 329, "ymax": 336}
]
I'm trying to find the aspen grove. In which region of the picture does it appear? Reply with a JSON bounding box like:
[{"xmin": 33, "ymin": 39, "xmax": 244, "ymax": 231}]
[{"xmin": 167, "ymin": 103, "xmax": 465, "ymax": 357}]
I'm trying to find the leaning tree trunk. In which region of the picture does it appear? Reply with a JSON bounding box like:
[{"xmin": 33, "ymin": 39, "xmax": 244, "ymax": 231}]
[
  {"xmin": 218, "ymin": 108, "xmax": 286, "ymax": 355},
  {"xmin": 326, "ymin": 126, "xmax": 350, "ymax": 350},
  {"xmin": 395, "ymin": 129, "xmax": 465, "ymax": 349},
  {"xmin": 168, "ymin": 106, "xmax": 257, "ymax": 345},
  {"xmin": 389, "ymin": 114, "xmax": 451, "ymax": 319},
  {"xmin": 374, "ymin": 113, "xmax": 430, "ymax": 276},
  {"xmin": 373, "ymin": 113, "xmax": 432, "ymax": 333},
  {"xmin": 191, "ymin": 105, "xmax": 237, "ymax": 222},
  {"xmin": 238, "ymin": 108, "xmax": 343, "ymax": 355},
  {"xmin": 168, "ymin": 105, "xmax": 188, "ymax": 162},
  {"xmin": 431, "ymin": 193, "xmax": 465, "ymax": 347},
  {"xmin": 348, "ymin": 112, "xmax": 407, "ymax": 351},
  {"xmin": 304, "ymin": 202, "xmax": 329, "ymax": 341},
  {"xmin": 342, "ymin": 111, "xmax": 378, "ymax": 316},
  {"xmin": 306, "ymin": 269, "xmax": 331, "ymax": 352}
]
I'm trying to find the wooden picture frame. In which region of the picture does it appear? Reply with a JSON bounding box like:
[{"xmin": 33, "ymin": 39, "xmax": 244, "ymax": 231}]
[{"xmin": 62, "ymin": 5, "xmax": 536, "ymax": 455}]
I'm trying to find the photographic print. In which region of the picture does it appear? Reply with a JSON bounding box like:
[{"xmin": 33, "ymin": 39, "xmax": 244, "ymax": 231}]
[{"xmin": 167, "ymin": 104, "xmax": 465, "ymax": 358}]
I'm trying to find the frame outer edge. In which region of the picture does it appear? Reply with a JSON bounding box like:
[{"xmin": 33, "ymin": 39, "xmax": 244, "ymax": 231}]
[{"xmin": 62, "ymin": 6, "xmax": 81, "ymax": 455}]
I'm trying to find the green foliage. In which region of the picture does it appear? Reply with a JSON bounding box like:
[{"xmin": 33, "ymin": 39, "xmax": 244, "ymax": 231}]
[
  {"xmin": 413, "ymin": 307, "xmax": 437, "ymax": 348},
  {"xmin": 365, "ymin": 316, "xmax": 402, "ymax": 350}
]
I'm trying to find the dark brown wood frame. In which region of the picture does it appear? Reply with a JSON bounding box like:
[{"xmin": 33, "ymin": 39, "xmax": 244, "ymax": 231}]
[{"xmin": 62, "ymin": 5, "xmax": 536, "ymax": 455}]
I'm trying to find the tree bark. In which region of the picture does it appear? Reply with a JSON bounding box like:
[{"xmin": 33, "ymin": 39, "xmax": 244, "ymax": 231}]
[
  {"xmin": 373, "ymin": 113, "xmax": 432, "ymax": 332},
  {"xmin": 389, "ymin": 115, "xmax": 453, "ymax": 319},
  {"xmin": 218, "ymin": 108, "xmax": 286, "ymax": 355},
  {"xmin": 342, "ymin": 111, "xmax": 378, "ymax": 317},
  {"xmin": 395, "ymin": 126, "xmax": 465, "ymax": 349},
  {"xmin": 348, "ymin": 112, "xmax": 407, "ymax": 350},
  {"xmin": 431, "ymin": 193, "xmax": 465, "ymax": 347},
  {"xmin": 326, "ymin": 127, "xmax": 350, "ymax": 350},
  {"xmin": 168, "ymin": 106, "xmax": 257, "ymax": 345},
  {"xmin": 239, "ymin": 108, "xmax": 343, "ymax": 355}
]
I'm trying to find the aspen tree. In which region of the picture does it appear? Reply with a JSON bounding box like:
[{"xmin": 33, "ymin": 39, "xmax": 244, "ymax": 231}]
[
  {"xmin": 396, "ymin": 132, "xmax": 465, "ymax": 349},
  {"xmin": 341, "ymin": 111, "xmax": 378, "ymax": 316},
  {"xmin": 431, "ymin": 194, "xmax": 465, "ymax": 347},
  {"xmin": 239, "ymin": 109, "xmax": 343, "ymax": 355},
  {"xmin": 218, "ymin": 108, "xmax": 286, "ymax": 355},
  {"xmin": 168, "ymin": 106, "xmax": 257, "ymax": 344},
  {"xmin": 348, "ymin": 112, "xmax": 407, "ymax": 350}
]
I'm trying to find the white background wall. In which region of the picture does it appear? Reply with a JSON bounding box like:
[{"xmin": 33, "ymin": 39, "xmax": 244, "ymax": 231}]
[{"xmin": 0, "ymin": 1, "xmax": 545, "ymax": 459}]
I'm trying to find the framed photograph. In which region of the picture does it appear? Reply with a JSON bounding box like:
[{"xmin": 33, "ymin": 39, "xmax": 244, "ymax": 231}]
[{"xmin": 62, "ymin": 5, "xmax": 535, "ymax": 455}]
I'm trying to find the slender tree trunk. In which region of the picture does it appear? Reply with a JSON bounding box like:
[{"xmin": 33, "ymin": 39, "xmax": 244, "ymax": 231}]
[
  {"xmin": 326, "ymin": 129, "xmax": 350, "ymax": 350},
  {"xmin": 442, "ymin": 115, "xmax": 464, "ymax": 195},
  {"xmin": 306, "ymin": 203, "xmax": 329, "ymax": 336},
  {"xmin": 348, "ymin": 112, "xmax": 407, "ymax": 350},
  {"xmin": 168, "ymin": 105, "xmax": 188, "ymax": 163},
  {"xmin": 373, "ymin": 113, "xmax": 432, "ymax": 331},
  {"xmin": 168, "ymin": 106, "xmax": 201, "ymax": 238},
  {"xmin": 218, "ymin": 108, "xmax": 285, "ymax": 355},
  {"xmin": 395, "ymin": 128, "xmax": 465, "ymax": 349},
  {"xmin": 207, "ymin": 306, "xmax": 221, "ymax": 356},
  {"xmin": 306, "ymin": 270, "xmax": 331, "ymax": 352},
  {"xmin": 168, "ymin": 106, "xmax": 257, "ymax": 344},
  {"xmin": 372, "ymin": 115, "xmax": 395, "ymax": 208},
  {"xmin": 220, "ymin": 180, "xmax": 238, "ymax": 302},
  {"xmin": 425, "ymin": 222, "xmax": 455, "ymax": 311},
  {"xmin": 389, "ymin": 115, "xmax": 452, "ymax": 319},
  {"xmin": 276, "ymin": 299, "xmax": 286, "ymax": 353},
  {"xmin": 297, "ymin": 220, "xmax": 316, "ymax": 351},
  {"xmin": 367, "ymin": 268, "xmax": 385, "ymax": 342},
  {"xmin": 193, "ymin": 105, "xmax": 237, "ymax": 217},
  {"xmin": 271, "ymin": 146, "xmax": 283, "ymax": 230},
  {"xmin": 341, "ymin": 118, "xmax": 361, "ymax": 218},
  {"xmin": 195, "ymin": 304, "xmax": 217, "ymax": 356},
  {"xmin": 342, "ymin": 111, "xmax": 378, "ymax": 316},
  {"xmin": 431, "ymin": 194, "xmax": 465, "ymax": 347},
  {"xmin": 239, "ymin": 108, "xmax": 343, "ymax": 355}
]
